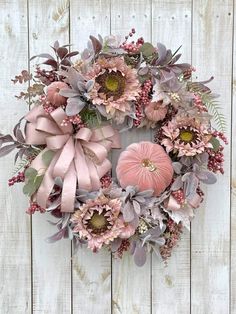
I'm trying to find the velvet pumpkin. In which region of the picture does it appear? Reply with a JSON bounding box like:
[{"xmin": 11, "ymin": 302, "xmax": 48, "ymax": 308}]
[
  {"xmin": 46, "ymin": 81, "xmax": 68, "ymax": 106},
  {"xmin": 116, "ymin": 141, "xmax": 174, "ymax": 196}
]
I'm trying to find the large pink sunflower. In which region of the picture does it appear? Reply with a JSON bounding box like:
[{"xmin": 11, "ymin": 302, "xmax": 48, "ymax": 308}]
[
  {"xmin": 87, "ymin": 57, "xmax": 140, "ymax": 123},
  {"xmin": 161, "ymin": 116, "xmax": 212, "ymax": 157},
  {"xmin": 71, "ymin": 195, "xmax": 134, "ymax": 251}
]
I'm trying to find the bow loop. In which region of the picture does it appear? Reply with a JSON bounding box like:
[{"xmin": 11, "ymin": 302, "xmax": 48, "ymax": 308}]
[{"xmin": 25, "ymin": 106, "xmax": 120, "ymax": 213}]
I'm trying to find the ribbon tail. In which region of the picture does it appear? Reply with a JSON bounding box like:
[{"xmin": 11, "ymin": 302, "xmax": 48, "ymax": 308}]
[
  {"xmin": 61, "ymin": 161, "xmax": 77, "ymax": 213},
  {"xmin": 53, "ymin": 137, "xmax": 75, "ymax": 178},
  {"xmin": 36, "ymin": 151, "xmax": 61, "ymax": 209},
  {"xmin": 86, "ymin": 158, "xmax": 101, "ymax": 191},
  {"xmin": 74, "ymin": 141, "xmax": 92, "ymax": 191}
]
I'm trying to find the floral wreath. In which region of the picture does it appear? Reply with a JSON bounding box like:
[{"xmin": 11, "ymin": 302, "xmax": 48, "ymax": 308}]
[{"xmin": 1, "ymin": 29, "xmax": 227, "ymax": 266}]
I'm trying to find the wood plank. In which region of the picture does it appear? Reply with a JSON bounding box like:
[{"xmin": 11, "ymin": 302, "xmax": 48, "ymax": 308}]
[
  {"xmin": 191, "ymin": 1, "xmax": 233, "ymax": 313},
  {"xmin": 231, "ymin": 0, "xmax": 236, "ymax": 312},
  {"xmin": 28, "ymin": 1, "xmax": 72, "ymax": 313},
  {"xmin": 151, "ymin": 1, "xmax": 192, "ymax": 313},
  {"xmin": 69, "ymin": 1, "xmax": 112, "ymax": 313},
  {"xmin": 110, "ymin": 1, "xmax": 152, "ymax": 313},
  {"xmin": 0, "ymin": 0, "xmax": 31, "ymax": 313}
]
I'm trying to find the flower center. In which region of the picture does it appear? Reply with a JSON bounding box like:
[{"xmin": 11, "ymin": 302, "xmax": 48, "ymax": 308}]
[
  {"xmin": 141, "ymin": 159, "xmax": 157, "ymax": 172},
  {"xmin": 179, "ymin": 130, "xmax": 194, "ymax": 143},
  {"xmin": 105, "ymin": 76, "xmax": 119, "ymax": 92},
  {"xmin": 90, "ymin": 213, "xmax": 107, "ymax": 230},
  {"xmin": 96, "ymin": 70, "xmax": 126, "ymax": 100}
]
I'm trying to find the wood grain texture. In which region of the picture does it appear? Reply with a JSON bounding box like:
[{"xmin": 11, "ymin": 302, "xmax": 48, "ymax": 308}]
[
  {"xmin": 0, "ymin": 0, "xmax": 31, "ymax": 313},
  {"xmin": 70, "ymin": 1, "xmax": 112, "ymax": 313},
  {"xmin": 151, "ymin": 1, "xmax": 192, "ymax": 313},
  {"xmin": 191, "ymin": 1, "xmax": 233, "ymax": 313},
  {"xmin": 110, "ymin": 1, "xmax": 152, "ymax": 313},
  {"xmin": 231, "ymin": 0, "xmax": 236, "ymax": 312},
  {"xmin": 28, "ymin": 1, "xmax": 72, "ymax": 313},
  {"xmin": 0, "ymin": 1, "xmax": 235, "ymax": 313}
]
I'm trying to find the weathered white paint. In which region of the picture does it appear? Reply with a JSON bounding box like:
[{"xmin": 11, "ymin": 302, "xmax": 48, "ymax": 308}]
[
  {"xmin": 0, "ymin": 0, "xmax": 235, "ymax": 313},
  {"xmin": 0, "ymin": 1, "xmax": 31, "ymax": 313},
  {"xmin": 191, "ymin": 1, "xmax": 233, "ymax": 314},
  {"xmin": 28, "ymin": 1, "xmax": 72, "ymax": 313},
  {"xmin": 151, "ymin": 1, "xmax": 192, "ymax": 312}
]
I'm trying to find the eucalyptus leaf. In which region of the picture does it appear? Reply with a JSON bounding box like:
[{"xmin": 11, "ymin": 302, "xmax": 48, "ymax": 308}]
[
  {"xmin": 42, "ymin": 150, "xmax": 55, "ymax": 167},
  {"xmin": 25, "ymin": 167, "xmax": 37, "ymax": 179},
  {"xmin": 209, "ymin": 136, "xmax": 220, "ymax": 152},
  {"xmin": 139, "ymin": 42, "xmax": 155, "ymax": 57}
]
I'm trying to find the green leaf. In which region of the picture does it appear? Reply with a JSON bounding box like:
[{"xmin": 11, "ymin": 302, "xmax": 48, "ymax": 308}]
[
  {"xmin": 42, "ymin": 150, "xmax": 55, "ymax": 167},
  {"xmin": 25, "ymin": 167, "xmax": 37, "ymax": 179},
  {"xmin": 34, "ymin": 175, "xmax": 44, "ymax": 190},
  {"xmin": 23, "ymin": 180, "xmax": 37, "ymax": 196},
  {"xmin": 139, "ymin": 42, "xmax": 155, "ymax": 57},
  {"xmin": 210, "ymin": 137, "xmax": 220, "ymax": 152}
]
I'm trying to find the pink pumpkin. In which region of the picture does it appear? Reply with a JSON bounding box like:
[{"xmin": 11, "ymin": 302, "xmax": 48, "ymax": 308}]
[
  {"xmin": 116, "ymin": 141, "xmax": 173, "ymax": 196},
  {"xmin": 46, "ymin": 81, "xmax": 68, "ymax": 106},
  {"xmin": 144, "ymin": 101, "xmax": 167, "ymax": 122}
]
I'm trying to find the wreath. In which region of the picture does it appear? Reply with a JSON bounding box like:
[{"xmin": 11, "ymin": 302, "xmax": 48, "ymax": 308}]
[{"xmin": 0, "ymin": 29, "xmax": 227, "ymax": 266}]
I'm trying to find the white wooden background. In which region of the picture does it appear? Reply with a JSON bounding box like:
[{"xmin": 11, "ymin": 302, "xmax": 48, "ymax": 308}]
[{"xmin": 0, "ymin": 0, "xmax": 235, "ymax": 313}]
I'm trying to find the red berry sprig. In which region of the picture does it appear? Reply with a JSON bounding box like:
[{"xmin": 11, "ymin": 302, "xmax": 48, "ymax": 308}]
[{"xmin": 8, "ymin": 171, "xmax": 25, "ymax": 186}]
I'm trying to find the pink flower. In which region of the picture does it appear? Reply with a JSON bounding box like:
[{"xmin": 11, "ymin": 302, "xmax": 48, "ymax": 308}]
[
  {"xmin": 87, "ymin": 57, "xmax": 140, "ymax": 123},
  {"xmin": 161, "ymin": 115, "xmax": 212, "ymax": 157},
  {"xmin": 46, "ymin": 82, "xmax": 68, "ymax": 106},
  {"xmin": 144, "ymin": 101, "xmax": 168, "ymax": 122},
  {"xmin": 71, "ymin": 195, "xmax": 134, "ymax": 252}
]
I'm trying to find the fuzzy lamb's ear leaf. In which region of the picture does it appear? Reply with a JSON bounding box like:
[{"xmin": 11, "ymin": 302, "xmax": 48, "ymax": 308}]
[
  {"xmin": 89, "ymin": 35, "xmax": 102, "ymax": 54},
  {"xmin": 171, "ymin": 176, "xmax": 183, "ymax": 191},
  {"xmin": 199, "ymin": 170, "xmax": 217, "ymax": 184},
  {"xmin": 172, "ymin": 162, "xmax": 182, "ymax": 174},
  {"xmin": 134, "ymin": 244, "xmax": 147, "ymax": 267},
  {"xmin": 66, "ymin": 98, "xmax": 86, "ymax": 116},
  {"xmin": 122, "ymin": 202, "xmax": 134, "ymax": 222},
  {"xmin": 59, "ymin": 88, "xmax": 79, "ymax": 98}
]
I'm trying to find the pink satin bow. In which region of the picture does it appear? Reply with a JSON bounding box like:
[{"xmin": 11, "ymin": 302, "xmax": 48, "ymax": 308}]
[{"xmin": 25, "ymin": 106, "xmax": 120, "ymax": 213}]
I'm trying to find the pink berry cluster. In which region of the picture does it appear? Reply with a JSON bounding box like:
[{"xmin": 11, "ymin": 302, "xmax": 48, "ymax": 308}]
[
  {"xmin": 100, "ymin": 173, "xmax": 112, "ymax": 188},
  {"xmin": 40, "ymin": 94, "xmax": 56, "ymax": 114},
  {"xmin": 120, "ymin": 28, "xmax": 144, "ymax": 54},
  {"xmin": 26, "ymin": 202, "xmax": 45, "ymax": 215},
  {"xmin": 207, "ymin": 132, "xmax": 228, "ymax": 174},
  {"xmin": 207, "ymin": 145, "xmax": 225, "ymax": 174},
  {"xmin": 171, "ymin": 189, "xmax": 185, "ymax": 205},
  {"xmin": 193, "ymin": 94, "xmax": 208, "ymax": 112},
  {"xmin": 114, "ymin": 239, "xmax": 130, "ymax": 259},
  {"xmin": 134, "ymin": 80, "xmax": 152, "ymax": 127},
  {"xmin": 61, "ymin": 115, "xmax": 85, "ymax": 128},
  {"xmin": 212, "ymin": 130, "xmax": 228, "ymax": 145},
  {"xmin": 160, "ymin": 219, "xmax": 183, "ymax": 260},
  {"xmin": 8, "ymin": 171, "xmax": 25, "ymax": 186}
]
